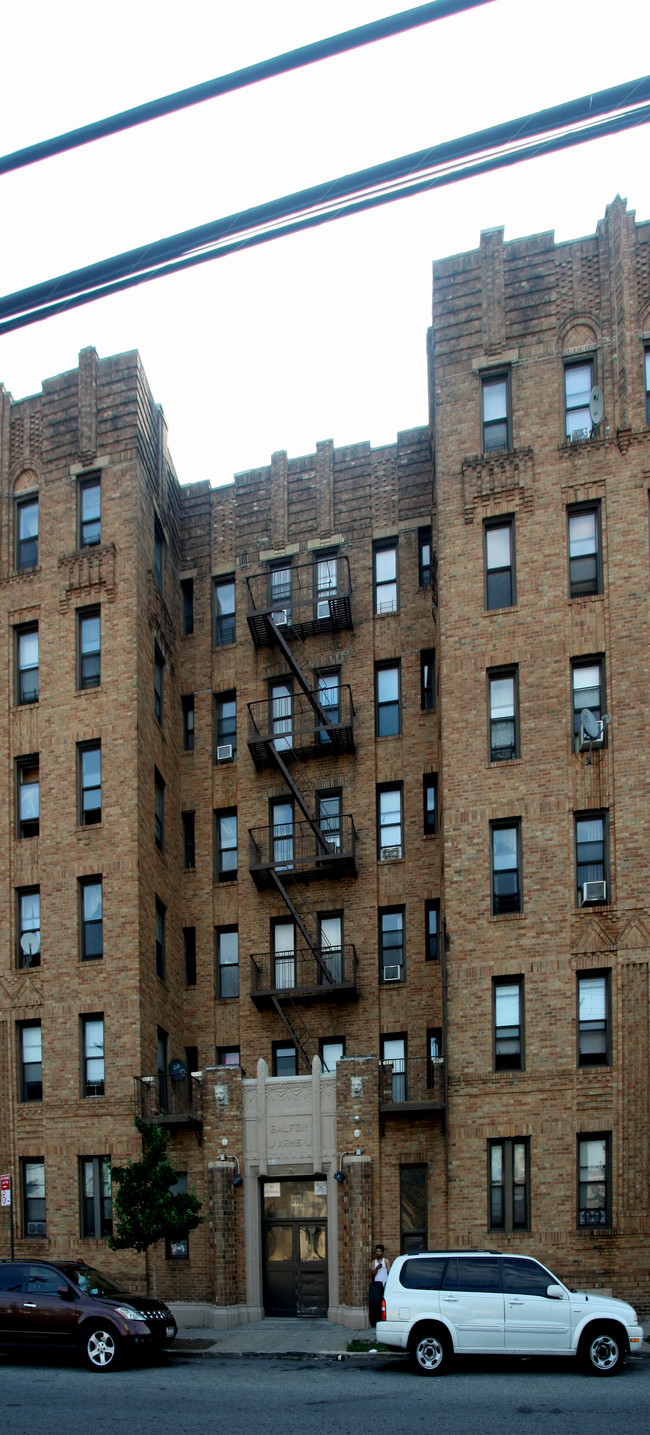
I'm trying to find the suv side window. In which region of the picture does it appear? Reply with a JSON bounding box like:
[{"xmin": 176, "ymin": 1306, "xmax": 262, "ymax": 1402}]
[
  {"xmin": 26, "ymin": 1265, "xmax": 62, "ymax": 1294},
  {"xmin": 502, "ymin": 1258, "xmax": 555, "ymax": 1297},
  {"xmin": 399, "ymin": 1257, "xmax": 447, "ymax": 1290},
  {"xmin": 456, "ymin": 1256, "xmax": 501, "ymax": 1292},
  {"xmin": 0, "ymin": 1262, "xmax": 25, "ymax": 1291}
]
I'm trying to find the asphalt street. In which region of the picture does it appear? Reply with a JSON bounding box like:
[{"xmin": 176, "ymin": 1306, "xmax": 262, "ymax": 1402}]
[{"xmin": 0, "ymin": 1350, "xmax": 648, "ymax": 1435}]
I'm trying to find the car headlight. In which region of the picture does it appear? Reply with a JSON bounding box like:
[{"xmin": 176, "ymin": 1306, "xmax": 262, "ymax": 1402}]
[{"xmin": 114, "ymin": 1305, "xmax": 141, "ymax": 1320}]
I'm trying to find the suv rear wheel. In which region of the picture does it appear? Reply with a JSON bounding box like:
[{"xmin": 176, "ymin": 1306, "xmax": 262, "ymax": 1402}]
[
  {"xmin": 410, "ymin": 1325, "xmax": 450, "ymax": 1376},
  {"xmin": 81, "ymin": 1322, "xmax": 121, "ymax": 1372},
  {"xmin": 581, "ymin": 1324, "xmax": 625, "ymax": 1376}
]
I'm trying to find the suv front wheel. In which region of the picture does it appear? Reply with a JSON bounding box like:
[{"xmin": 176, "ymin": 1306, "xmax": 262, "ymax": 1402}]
[
  {"xmin": 81, "ymin": 1322, "xmax": 121, "ymax": 1372},
  {"xmin": 580, "ymin": 1324, "xmax": 625, "ymax": 1376},
  {"xmin": 410, "ymin": 1325, "xmax": 451, "ymax": 1376}
]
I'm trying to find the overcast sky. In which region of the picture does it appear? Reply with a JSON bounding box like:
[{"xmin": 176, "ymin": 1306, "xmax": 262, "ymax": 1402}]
[{"xmin": 1, "ymin": 0, "xmax": 649, "ymax": 487}]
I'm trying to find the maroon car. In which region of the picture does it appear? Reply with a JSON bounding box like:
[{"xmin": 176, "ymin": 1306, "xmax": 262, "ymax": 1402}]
[{"xmin": 0, "ymin": 1259, "xmax": 177, "ymax": 1371}]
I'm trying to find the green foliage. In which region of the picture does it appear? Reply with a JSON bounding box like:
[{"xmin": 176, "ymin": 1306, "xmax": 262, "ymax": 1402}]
[{"xmin": 109, "ymin": 1115, "xmax": 202, "ymax": 1255}]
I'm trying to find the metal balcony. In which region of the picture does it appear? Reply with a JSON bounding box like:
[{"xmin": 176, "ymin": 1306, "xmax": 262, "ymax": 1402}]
[
  {"xmin": 379, "ymin": 1058, "xmax": 446, "ymax": 1115},
  {"xmin": 249, "ymin": 815, "xmax": 357, "ymax": 888},
  {"xmin": 133, "ymin": 1074, "xmax": 202, "ymax": 1133},
  {"xmin": 250, "ymin": 945, "xmax": 358, "ymax": 1008},
  {"xmin": 246, "ymin": 556, "xmax": 352, "ymax": 648},
  {"xmin": 247, "ymin": 686, "xmax": 355, "ymax": 769}
]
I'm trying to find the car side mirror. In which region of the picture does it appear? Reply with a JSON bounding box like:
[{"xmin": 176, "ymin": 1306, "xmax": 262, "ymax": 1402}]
[
  {"xmin": 546, "ymin": 1284, "xmax": 565, "ymax": 1300},
  {"xmin": 57, "ymin": 1285, "xmax": 74, "ymax": 1301}
]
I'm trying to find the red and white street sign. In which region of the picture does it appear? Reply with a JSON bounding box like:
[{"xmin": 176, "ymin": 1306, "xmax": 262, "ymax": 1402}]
[{"xmin": 0, "ymin": 1174, "xmax": 11, "ymax": 1207}]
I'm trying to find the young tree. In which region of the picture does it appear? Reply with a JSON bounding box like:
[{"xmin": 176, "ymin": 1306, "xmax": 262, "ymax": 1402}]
[{"xmin": 109, "ymin": 1115, "xmax": 202, "ymax": 1295}]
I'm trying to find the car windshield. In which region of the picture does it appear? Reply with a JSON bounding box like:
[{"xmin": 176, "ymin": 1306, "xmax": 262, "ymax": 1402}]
[{"xmin": 59, "ymin": 1265, "xmax": 127, "ymax": 1296}]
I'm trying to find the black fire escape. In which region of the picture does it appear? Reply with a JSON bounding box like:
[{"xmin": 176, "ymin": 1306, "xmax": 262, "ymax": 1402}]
[{"xmin": 246, "ymin": 557, "xmax": 357, "ymax": 1070}]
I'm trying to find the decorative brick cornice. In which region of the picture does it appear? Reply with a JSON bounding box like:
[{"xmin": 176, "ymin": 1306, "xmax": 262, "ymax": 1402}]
[
  {"xmin": 58, "ymin": 543, "xmax": 117, "ymax": 610},
  {"xmin": 461, "ymin": 447, "xmax": 534, "ymax": 523}
]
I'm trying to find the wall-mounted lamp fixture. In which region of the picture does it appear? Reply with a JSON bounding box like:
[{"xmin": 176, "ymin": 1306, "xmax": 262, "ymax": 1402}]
[
  {"xmin": 232, "ymin": 1155, "xmax": 243, "ymax": 1188},
  {"xmin": 333, "ymin": 1151, "xmax": 355, "ymax": 1184}
]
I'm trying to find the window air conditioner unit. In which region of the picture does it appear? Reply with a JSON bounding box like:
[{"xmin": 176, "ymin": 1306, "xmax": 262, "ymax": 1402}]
[
  {"xmin": 380, "ymin": 845, "xmax": 402, "ymax": 862},
  {"xmin": 316, "ymin": 599, "xmax": 331, "ymax": 620},
  {"xmin": 581, "ymin": 880, "xmax": 607, "ymax": 906},
  {"xmin": 272, "ymin": 610, "xmax": 289, "ymax": 626},
  {"xmin": 576, "ymin": 719, "xmax": 604, "ymax": 754},
  {"xmin": 383, "ymin": 965, "xmax": 401, "ymax": 982},
  {"xmin": 567, "ymin": 426, "xmax": 591, "ymax": 444},
  {"xmin": 216, "ymin": 744, "xmax": 234, "ymax": 762},
  {"xmin": 27, "ymin": 1221, "xmax": 46, "ymax": 1236}
]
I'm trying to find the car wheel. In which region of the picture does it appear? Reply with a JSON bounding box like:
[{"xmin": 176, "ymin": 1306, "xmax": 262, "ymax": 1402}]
[
  {"xmin": 410, "ymin": 1326, "xmax": 450, "ymax": 1376},
  {"xmin": 581, "ymin": 1324, "xmax": 625, "ymax": 1376},
  {"xmin": 81, "ymin": 1323, "xmax": 121, "ymax": 1372}
]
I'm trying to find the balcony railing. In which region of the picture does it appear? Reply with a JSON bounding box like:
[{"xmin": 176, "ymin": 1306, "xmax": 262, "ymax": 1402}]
[
  {"xmin": 134, "ymin": 1074, "xmax": 202, "ymax": 1129},
  {"xmin": 250, "ymin": 944, "xmax": 358, "ymax": 1007},
  {"xmin": 379, "ymin": 1057, "xmax": 445, "ymax": 1113},
  {"xmin": 246, "ymin": 556, "xmax": 352, "ymax": 647},
  {"xmin": 249, "ymin": 815, "xmax": 357, "ymax": 888},
  {"xmin": 247, "ymin": 686, "xmax": 355, "ymax": 768}
]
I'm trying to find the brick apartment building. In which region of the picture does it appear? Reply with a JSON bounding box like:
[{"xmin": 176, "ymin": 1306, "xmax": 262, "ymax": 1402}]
[{"xmin": 0, "ymin": 195, "xmax": 648, "ymax": 1322}]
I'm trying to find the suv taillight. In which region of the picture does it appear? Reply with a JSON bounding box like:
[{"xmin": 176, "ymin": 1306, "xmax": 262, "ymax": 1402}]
[{"xmin": 380, "ymin": 1297, "xmax": 386, "ymax": 1322}]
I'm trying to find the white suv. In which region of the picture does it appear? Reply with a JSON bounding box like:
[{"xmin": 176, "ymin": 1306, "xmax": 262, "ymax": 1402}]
[{"xmin": 377, "ymin": 1250, "xmax": 643, "ymax": 1377}]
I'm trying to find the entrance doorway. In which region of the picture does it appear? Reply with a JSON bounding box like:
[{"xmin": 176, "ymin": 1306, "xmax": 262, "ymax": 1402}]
[{"xmin": 262, "ymin": 1178, "xmax": 328, "ymax": 1317}]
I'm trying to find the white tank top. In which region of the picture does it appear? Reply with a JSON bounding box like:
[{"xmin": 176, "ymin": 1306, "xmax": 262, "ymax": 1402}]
[{"xmin": 374, "ymin": 1259, "xmax": 388, "ymax": 1285}]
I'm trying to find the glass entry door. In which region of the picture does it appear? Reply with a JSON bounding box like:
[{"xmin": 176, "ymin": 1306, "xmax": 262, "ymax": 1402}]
[{"xmin": 262, "ymin": 1179, "xmax": 328, "ymax": 1317}]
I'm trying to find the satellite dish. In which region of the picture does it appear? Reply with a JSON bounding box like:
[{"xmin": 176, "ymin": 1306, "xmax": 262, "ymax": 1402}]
[
  {"xmin": 20, "ymin": 933, "xmax": 40, "ymax": 957},
  {"xmin": 169, "ymin": 1058, "xmax": 188, "ymax": 1082},
  {"xmin": 589, "ymin": 386, "xmax": 604, "ymax": 426},
  {"xmin": 580, "ymin": 708, "xmax": 601, "ymax": 740}
]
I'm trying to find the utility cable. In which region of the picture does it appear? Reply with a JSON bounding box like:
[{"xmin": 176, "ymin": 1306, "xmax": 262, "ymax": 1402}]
[{"xmin": 0, "ymin": 1, "xmax": 494, "ymax": 176}]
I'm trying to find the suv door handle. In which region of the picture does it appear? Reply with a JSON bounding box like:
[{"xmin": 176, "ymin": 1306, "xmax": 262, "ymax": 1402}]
[
  {"xmin": 23, "ymin": 1302, "xmax": 37, "ymax": 1308},
  {"xmin": 507, "ymin": 1298, "xmax": 524, "ymax": 1305},
  {"xmin": 442, "ymin": 1295, "xmax": 458, "ymax": 1302}
]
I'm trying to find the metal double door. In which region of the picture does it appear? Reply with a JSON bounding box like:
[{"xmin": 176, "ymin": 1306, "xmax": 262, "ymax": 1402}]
[{"xmin": 263, "ymin": 1218, "xmax": 327, "ymax": 1317}]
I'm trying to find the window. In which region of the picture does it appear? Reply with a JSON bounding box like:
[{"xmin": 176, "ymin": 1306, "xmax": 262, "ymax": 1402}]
[
  {"xmin": 166, "ymin": 1173, "xmax": 189, "ymax": 1260},
  {"xmin": 578, "ymin": 972, "xmax": 610, "ymax": 1067},
  {"xmin": 157, "ymin": 1028, "xmax": 168, "ymax": 1109},
  {"xmin": 575, "ymin": 812, "xmax": 607, "ymax": 903},
  {"xmin": 78, "ymin": 608, "xmax": 100, "ymax": 689},
  {"xmin": 155, "ymin": 899, "xmax": 166, "ymax": 980},
  {"xmin": 272, "ymin": 1042, "xmax": 297, "ymax": 1076},
  {"xmin": 79, "ymin": 477, "xmax": 101, "ymax": 547},
  {"xmin": 80, "ymin": 878, "xmax": 103, "ymax": 960},
  {"xmin": 22, "ymin": 1159, "xmax": 46, "ymax": 1236},
  {"xmin": 646, "ymin": 348, "xmax": 650, "ymax": 426},
  {"xmin": 484, "ymin": 520, "xmax": 514, "ymax": 610},
  {"xmin": 578, "ymin": 1134, "xmax": 610, "ymax": 1227},
  {"xmin": 378, "ymin": 786, "xmax": 403, "ymax": 859},
  {"xmin": 181, "ymin": 578, "xmax": 194, "ymax": 635},
  {"xmin": 568, "ymin": 505, "xmax": 601, "ymax": 597},
  {"xmin": 488, "ymin": 1138, "xmax": 529, "ymax": 1231},
  {"xmin": 423, "ymin": 775, "xmax": 437, "ymax": 835},
  {"xmin": 482, "ymin": 373, "xmax": 509, "ymax": 452},
  {"xmin": 17, "ymin": 888, "xmax": 40, "ymax": 968},
  {"xmin": 494, "ymin": 978, "xmax": 523, "ymax": 1071},
  {"xmin": 154, "ymin": 769, "xmax": 165, "ymax": 852},
  {"xmin": 271, "ymin": 798, "xmax": 293, "ymax": 869},
  {"xmin": 418, "ymin": 527, "xmax": 432, "ymax": 588},
  {"xmin": 375, "ymin": 664, "xmax": 400, "ymax": 737},
  {"xmin": 80, "ymin": 1156, "xmax": 111, "ymax": 1238},
  {"xmin": 572, "ymin": 659, "xmax": 604, "ymax": 736},
  {"xmin": 216, "ymin": 927, "xmax": 239, "ymax": 998},
  {"xmin": 182, "ymin": 811, "xmax": 195, "ymax": 869},
  {"xmin": 491, "ymin": 821, "xmax": 522, "ymax": 915},
  {"xmin": 400, "ymin": 1166, "xmax": 427, "ymax": 1254},
  {"xmin": 154, "ymin": 644, "xmax": 164, "ymax": 724},
  {"xmin": 565, "ymin": 359, "xmax": 593, "ymax": 440},
  {"xmin": 153, "ymin": 518, "xmax": 164, "ymax": 591},
  {"xmin": 488, "ymin": 667, "xmax": 518, "ymax": 761},
  {"xmin": 273, "ymin": 920, "xmax": 296, "ymax": 989},
  {"xmin": 20, "ymin": 1023, "xmax": 42, "ymax": 1101},
  {"xmin": 17, "ymin": 756, "xmax": 39, "ymax": 838},
  {"xmin": 382, "ymin": 1034, "xmax": 406, "ymax": 1101},
  {"xmin": 420, "ymin": 650, "xmax": 435, "ymax": 711},
  {"xmin": 79, "ymin": 743, "xmax": 101, "ymax": 825},
  {"xmin": 318, "ymin": 791, "xmax": 341, "ymax": 851},
  {"xmin": 17, "ymin": 497, "xmax": 38, "ymax": 570},
  {"xmin": 315, "ymin": 552, "xmax": 337, "ymax": 602},
  {"xmin": 318, "ymin": 913, "xmax": 343, "ymax": 983},
  {"xmin": 425, "ymin": 901, "xmax": 439, "ymax": 961},
  {"xmin": 320, "ymin": 1038, "xmax": 344, "ymax": 1073},
  {"xmin": 380, "ymin": 908, "xmax": 405, "ymax": 982},
  {"xmin": 185, "ymin": 1045, "xmax": 199, "ymax": 1077},
  {"xmin": 215, "ymin": 691, "xmax": 237, "ymax": 760},
  {"xmin": 427, "ymin": 1028, "xmax": 443, "ymax": 1086},
  {"xmin": 269, "ymin": 563, "xmax": 292, "ymax": 621},
  {"xmin": 317, "ymin": 671, "xmax": 339, "ymax": 742},
  {"xmin": 216, "ymin": 809, "xmax": 237, "ymax": 881},
  {"xmin": 374, "ymin": 543, "xmax": 398, "ymax": 614},
  {"xmin": 218, "ymin": 1046, "xmax": 240, "ymax": 1067},
  {"xmin": 214, "ymin": 578, "xmax": 236, "ymax": 646},
  {"xmin": 184, "ymin": 927, "xmax": 197, "ymax": 986},
  {"xmin": 269, "ymin": 679, "xmax": 292, "ymax": 750},
  {"xmin": 82, "ymin": 1015, "xmax": 105, "ymax": 1097},
  {"xmin": 16, "ymin": 625, "xmax": 38, "ymax": 705},
  {"xmin": 182, "ymin": 695, "xmax": 195, "ymax": 751}
]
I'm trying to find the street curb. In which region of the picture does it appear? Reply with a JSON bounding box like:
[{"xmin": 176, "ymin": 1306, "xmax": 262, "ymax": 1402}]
[{"xmin": 168, "ymin": 1347, "xmax": 403, "ymax": 1362}]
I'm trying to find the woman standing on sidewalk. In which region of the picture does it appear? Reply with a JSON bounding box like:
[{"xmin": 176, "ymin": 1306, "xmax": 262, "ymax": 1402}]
[{"xmin": 368, "ymin": 1244, "xmax": 390, "ymax": 1328}]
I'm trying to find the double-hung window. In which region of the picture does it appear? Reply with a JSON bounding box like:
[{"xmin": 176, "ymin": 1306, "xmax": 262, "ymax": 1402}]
[
  {"xmin": 215, "ymin": 692, "xmax": 237, "ymax": 760},
  {"xmin": 82, "ymin": 1015, "xmax": 105, "ymax": 1097},
  {"xmin": 80, "ymin": 878, "xmax": 103, "ymax": 960},
  {"xmin": 273, "ymin": 1043, "xmax": 297, "ymax": 1076},
  {"xmin": 17, "ymin": 757, "xmax": 39, "ymax": 838},
  {"xmin": 17, "ymin": 498, "xmax": 39, "ymax": 570},
  {"xmin": 374, "ymin": 543, "xmax": 398, "ymax": 614},
  {"xmin": 216, "ymin": 809, "xmax": 238, "ymax": 880},
  {"xmin": 400, "ymin": 1166, "xmax": 427, "ymax": 1254},
  {"xmin": 182, "ymin": 811, "xmax": 195, "ymax": 869},
  {"xmin": 488, "ymin": 1138, "xmax": 529, "ymax": 1231},
  {"xmin": 18, "ymin": 888, "xmax": 40, "ymax": 968},
  {"xmin": 482, "ymin": 374, "xmax": 509, "ymax": 452},
  {"xmin": 572, "ymin": 659, "xmax": 603, "ymax": 736},
  {"xmin": 316, "ymin": 553, "xmax": 337, "ymax": 608},
  {"xmin": 317, "ymin": 671, "xmax": 339, "ymax": 742},
  {"xmin": 22, "ymin": 1159, "xmax": 46, "ymax": 1236},
  {"xmin": 79, "ymin": 477, "xmax": 101, "ymax": 547},
  {"xmin": 425, "ymin": 900, "xmax": 439, "ymax": 961},
  {"xmin": 578, "ymin": 972, "xmax": 610, "ymax": 1066},
  {"xmin": 568, "ymin": 505, "xmax": 601, "ymax": 597},
  {"xmin": 20, "ymin": 1023, "xmax": 42, "ymax": 1101},
  {"xmin": 491, "ymin": 821, "xmax": 522, "ymax": 915},
  {"xmin": 376, "ymin": 663, "xmax": 400, "ymax": 737},
  {"xmin": 78, "ymin": 608, "xmax": 100, "ymax": 689},
  {"xmin": 181, "ymin": 578, "xmax": 194, "ymax": 635},
  {"xmin": 494, "ymin": 978, "xmax": 523, "ymax": 1070},
  {"xmin": 155, "ymin": 899, "xmax": 166, "ymax": 980},
  {"xmin": 488, "ymin": 668, "xmax": 518, "ymax": 761},
  {"xmin": 565, "ymin": 360, "xmax": 593, "ymax": 440},
  {"xmin": 484, "ymin": 520, "xmax": 515, "ymax": 609},
  {"xmin": 418, "ymin": 528, "xmax": 432, "ymax": 588},
  {"xmin": 578, "ymin": 1134, "xmax": 610, "ymax": 1227},
  {"xmin": 79, "ymin": 743, "xmax": 101, "ymax": 825},
  {"xmin": 380, "ymin": 909, "xmax": 405, "ymax": 982},
  {"xmin": 320, "ymin": 1039, "xmax": 344, "ymax": 1073},
  {"xmin": 80, "ymin": 1156, "xmax": 112, "ymax": 1238},
  {"xmin": 382, "ymin": 1034, "xmax": 406, "ymax": 1101},
  {"xmin": 378, "ymin": 786, "xmax": 403, "ymax": 859},
  {"xmin": 182, "ymin": 695, "xmax": 195, "ymax": 751},
  {"xmin": 420, "ymin": 650, "xmax": 435, "ymax": 711},
  {"xmin": 216, "ymin": 927, "xmax": 239, "ymax": 999},
  {"xmin": 575, "ymin": 812, "xmax": 607, "ymax": 903},
  {"xmin": 214, "ymin": 578, "xmax": 236, "ymax": 646},
  {"xmin": 184, "ymin": 927, "xmax": 197, "ymax": 986},
  {"xmin": 318, "ymin": 792, "xmax": 341, "ymax": 851},
  {"xmin": 269, "ymin": 564, "xmax": 291, "ymax": 622},
  {"xmin": 17, "ymin": 626, "xmax": 39, "ymax": 705}
]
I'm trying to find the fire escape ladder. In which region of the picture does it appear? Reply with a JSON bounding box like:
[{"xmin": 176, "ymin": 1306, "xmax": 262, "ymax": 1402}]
[
  {"xmin": 271, "ymin": 995, "xmax": 319, "ymax": 1072},
  {"xmin": 266, "ymin": 616, "xmax": 335, "ymax": 736},
  {"xmin": 268, "ymin": 745, "xmax": 330, "ymax": 852},
  {"xmin": 268, "ymin": 869, "xmax": 335, "ymax": 985}
]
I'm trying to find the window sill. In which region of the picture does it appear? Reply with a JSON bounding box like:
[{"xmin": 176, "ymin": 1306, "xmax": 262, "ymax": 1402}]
[
  {"xmin": 77, "ymin": 685, "xmax": 102, "ymax": 696},
  {"xmin": 77, "ymin": 821, "xmax": 103, "ymax": 832},
  {"xmin": 488, "ymin": 756, "xmax": 522, "ymax": 769},
  {"xmin": 569, "ymin": 592, "xmax": 604, "ymax": 604},
  {"xmin": 374, "ymin": 610, "xmax": 399, "ymax": 620},
  {"xmin": 483, "ymin": 605, "xmax": 518, "ymax": 617},
  {"xmin": 490, "ymin": 910, "xmax": 525, "ymax": 922}
]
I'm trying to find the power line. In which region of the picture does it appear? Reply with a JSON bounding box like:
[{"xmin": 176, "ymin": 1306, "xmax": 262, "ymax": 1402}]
[
  {"xmin": 0, "ymin": 1, "xmax": 494, "ymax": 177},
  {"xmin": 1, "ymin": 75, "xmax": 648, "ymax": 336}
]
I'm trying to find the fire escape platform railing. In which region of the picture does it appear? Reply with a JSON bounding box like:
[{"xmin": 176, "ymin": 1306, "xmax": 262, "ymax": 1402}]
[
  {"xmin": 247, "ymin": 687, "xmax": 355, "ymax": 769},
  {"xmin": 250, "ymin": 946, "xmax": 358, "ymax": 1008},
  {"xmin": 249, "ymin": 816, "xmax": 357, "ymax": 889},
  {"xmin": 246, "ymin": 557, "xmax": 352, "ymax": 648},
  {"xmin": 134, "ymin": 1074, "xmax": 202, "ymax": 1129},
  {"xmin": 379, "ymin": 1058, "xmax": 446, "ymax": 1115}
]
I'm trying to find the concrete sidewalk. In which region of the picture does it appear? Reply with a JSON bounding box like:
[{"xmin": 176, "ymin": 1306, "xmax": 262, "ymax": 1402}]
[{"xmin": 171, "ymin": 1317, "xmax": 379, "ymax": 1357}]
